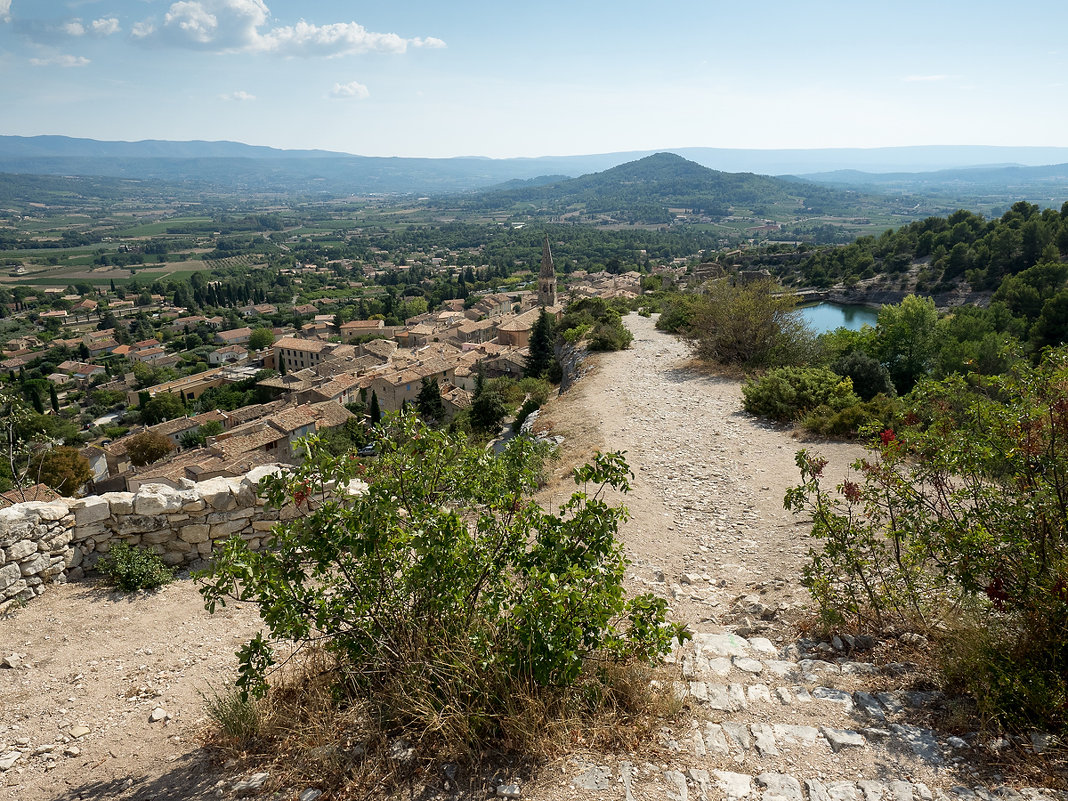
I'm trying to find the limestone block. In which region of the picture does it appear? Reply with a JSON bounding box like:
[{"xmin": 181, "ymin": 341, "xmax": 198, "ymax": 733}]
[
  {"xmin": 66, "ymin": 567, "xmax": 84, "ymax": 581},
  {"xmin": 116, "ymin": 515, "xmax": 167, "ymax": 535},
  {"xmin": 196, "ymin": 477, "xmax": 242, "ymax": 510},
  {"xmin": 0, "ymin": 562, "xmax": 22, "ymax": 592},
  {"xmin": 14, "ymin": 584, "xmax": 35, "ymax": 602},
  {"xmin": 167, "ymin": 514, "xmax": 190, "ymax": 524},
  {"xmin": 3, "ymin": 578, "xmax": 28, "ymax": 599},
  {"xmin": 242, "ymin": 464, "xmax": 285, "ymax": 491},
  {"xmin": 134, "ymin": 485, "xmax": 185, "ymax": 516},
  {"xmin": 26, "ymin": 575, "xmax": 42, "ymax": 587},
  {"xmin": 0, "ymin": 513, "xmax": 38, "ymax": 548},
  {"xmin": 73, "ymin": 522, "xmax": 107, "ymax": 542},
  {"xmin": 161, "ymin": 551, "xmax": 185, "ymax": 566},
  {"xmin": 167, "ymin": 539, "xmax": 192, "ymax": 554},
  {"xmin": 102, "ymin": 491, "xmax": 135, "ymax": 515},
  {"xmin": 196, "ymin": 541, "xmax": 213, "ymax": 556},
  {"xmin": 179, "ymin": 524, "xmax": 210, "ymax": 544},
  {"xmin": 142, "ymin": 530, "xmax": 174, "ymax": 545},
  {"xmin": 20, "ymin": 500, "xmax": 70, "ymax": 522},
  {"xmin": 251, "ymin": 520, "xmax": 275, "ymax": 532},
  {"xmin": 183, "ymin": 500, "xmax": 207, "ymax": 512},
  {"xmin": 71, "ymin": 496, "xmax": 110, "ymax": 527},
  {"xmin": 279, "ymin": 504, "xmax": 301, "ymax": 521},
  {"xmin": 65, "ymin": 547, "xmax": 84, "ymax": 568},
  {"xmin": 92, "ymin": 531, "xmax": 113, "ymax": 543},
  {"xmin": 244, "ymin": 537, "xmax": 261, "ymax": 550},
  {"xmin": 5, "ymin": 539, "xmax": 38, "ymax": 563},
  {"xmin": 44, "ymin": 529, "xmax": 73, "ymax": 551},
  {"xmin": 210, "ymin": 519, "xmax": 249, "ymax": 538}
]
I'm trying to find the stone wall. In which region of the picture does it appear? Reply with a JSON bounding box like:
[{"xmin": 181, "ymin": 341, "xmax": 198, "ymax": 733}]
[{"xmin": 0, "ymin": 464, "xmax": 294, "ymax": 614}]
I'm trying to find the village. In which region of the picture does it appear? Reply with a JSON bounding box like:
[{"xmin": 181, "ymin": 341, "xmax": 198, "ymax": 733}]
[{"xmin": 0, "ymin": 238, "xmax": 653, "ymax": 502}]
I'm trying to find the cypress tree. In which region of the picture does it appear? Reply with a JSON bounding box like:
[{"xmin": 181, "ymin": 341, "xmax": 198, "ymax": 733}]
[
  {"xmin": 49, "ymin": 385, "xmax": 59, "ymax": 413},
  {"xmin": 525, "ymin": 308, "xmax": 555, "ymax": 378},
  {"xmin": 370, "ymin": 390, "xmax": 382, "ymax": 425}
]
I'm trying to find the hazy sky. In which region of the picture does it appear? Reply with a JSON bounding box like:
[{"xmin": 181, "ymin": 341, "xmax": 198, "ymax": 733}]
[{"xmin": 2, "ymin": 1, "xmax": 1066, "ymax": 158}]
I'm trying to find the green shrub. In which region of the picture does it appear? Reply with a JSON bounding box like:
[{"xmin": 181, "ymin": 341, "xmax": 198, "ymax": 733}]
[
  {"xmin": 742, "ymin": 366, "xmax": 860, "ymax": 423},
  {"xmin": 655, "ymin": 293, "xmax": 699, "ymax": 333},
  {"xmin": 200, "ymin": 412, "xmax": 688, "ymax": 754},
  {"xmin": 98, "ymin": 541, "xmax": 175, "ymax": 591},
  {"xmin": 802, "ymin": 393, "xmax": 900, "ymax": 438},
  {"xmin": 786, "ymin": 349, "xmax": 1068, "ymax": 733}
]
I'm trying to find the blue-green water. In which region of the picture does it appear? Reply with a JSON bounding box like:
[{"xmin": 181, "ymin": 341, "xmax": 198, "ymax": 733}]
[{"xmin": 799, "ymin": 302, "xmax": 879, "ymax": 333}]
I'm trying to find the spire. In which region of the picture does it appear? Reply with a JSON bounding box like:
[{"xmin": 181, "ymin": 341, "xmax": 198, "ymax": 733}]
[
  {"xmin": 540, "ymin": 235, "xmax": 554, "ymax": 278},
  {"xmin": 538, "ymin": 234, "xmax": 557, "ymax": 307}
]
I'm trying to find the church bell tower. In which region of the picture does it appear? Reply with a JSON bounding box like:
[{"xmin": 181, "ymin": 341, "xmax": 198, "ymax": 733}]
[{"xmin": 538, "ymin": 235, "xmax": 557, "ymax": 307}]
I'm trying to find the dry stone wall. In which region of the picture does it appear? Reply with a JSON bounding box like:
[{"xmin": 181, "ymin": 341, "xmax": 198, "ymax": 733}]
[{"xmin": 0, "ymin": 465, "xmax": 293, "ymax": 614}]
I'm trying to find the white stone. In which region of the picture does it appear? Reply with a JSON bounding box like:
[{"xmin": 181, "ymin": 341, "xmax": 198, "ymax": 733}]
[
  {"xmin": 496, "ymin": 783, "xmax": 521, "ymax": 799},
  {"xmin": 693, "ymin": 632, "xmax": 749, "ymax": 658},
  {"xmin": 714, "ymin": 771, "xmax": 755, "ymax": 801},
  {"xmin": 134, "ymin": 485, "xmax": 184, "ymax": 516},
  {"xmin": 821, "ymin": 727, "xmax": 866, "ymax": 752},
  {"xmin": 19, "ymin": 553, "xmax": 49, "ymax": 576},
  {"xmin": 0, "ymin": 563, "xmax": 20, "ymax": 592},
  {"xmin": 233, "ymin": 772, "xmax": 269, "ymax": 796},
  {"xmin": 4, "ymin": 539, "xmax": 37, "ymax": 562},
  {"xmin": 0, "ymin": 751, "xmax": 21, "ymax": 771},
  {"xmin": 149, "ymin": 707, "xmax": 168, "ymax": 722},
  {"xmin": 102, "ymin": 492, "xmax": 135, "ymax": 515},
  {"xmin": 197, "ymin": 477, "xmax": 242, "ymax": 510},
  {"xmin": 71, "ymin": 496, "xmax": 110, "ymax": 526},
  {"xmin": 178, "ymin": 524, "xmax": 210, "ymax": 544}
]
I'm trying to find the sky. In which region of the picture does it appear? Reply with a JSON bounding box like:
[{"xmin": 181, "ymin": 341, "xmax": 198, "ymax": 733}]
[{"xmin": 2, "ymin": 0, "xmax": 1067, "ymax": 159}]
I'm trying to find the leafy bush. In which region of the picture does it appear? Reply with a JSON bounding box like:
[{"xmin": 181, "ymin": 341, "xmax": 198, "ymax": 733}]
[
  {"xmin": 98, "ymin": 541, "xmax": 175, "ymax": 591},
  {"xmin": 688, "ymin": 279, "xmax": 817, "ymax": 368},
  {"xmin": 786, "ymin": 349, "xmax": 1068, "ymax": 732},
  {"xmin": 831, "ymin": 350, "xmax": 895, "ymax": 401},
  {"xmin": 200, "ymin": 413, "xmax": 688, "ymax": 757},
  {"xmin": 801, "ymin": 393, "xmax": 899, "ymax": 438},
  {"xmin": 655, "ymin": 293, "xmax": 699, "ymax": 333},
  {"xmin": 559, "ymin": 298, "xmax": 633, "ymax": 352},
  {"xmin": 742, "ymin": 366, "xmax": 860, "ymax": 423}
]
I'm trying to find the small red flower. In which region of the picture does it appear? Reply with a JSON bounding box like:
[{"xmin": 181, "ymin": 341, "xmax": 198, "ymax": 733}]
[
  {"xmin": 880, "ymin": 429, "xmax": 896, "ymax": 447},
  {"xmin": 842, "ymin": 480, "xmax": 862, "ymax": 504},
  {"xmin": 293, "ymin": 480, "xmax": 311, "ymax": 506}
]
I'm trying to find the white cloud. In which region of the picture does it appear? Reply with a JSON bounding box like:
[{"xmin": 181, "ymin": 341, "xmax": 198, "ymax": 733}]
[
  {"xmin": 904, "ymin": 74, "xmax": 950, "ymax": 82},
  {"xmin": 133, "ymin": 1, "xmax": 444, "ymax": 57},
  {"xmin": 63, "ymin": 20, "xmax": 86, "ymax": 37},
  {"xmin": 0, "ymin": 0, "xmax": 10, "ymax": 24},
  {"xmin": 221, "ymin": 90, "xmax": 256, "ymax": 101},
  {"xmin": 91, "ymin": 18, "xmax": 120, "ymax": 36},
  {"xmin": 411, "ymin": 37, "xmax": 445, "ymax": 49},
  {"xmin": 30, "ymin": 54, "xmax": 91, "ymax": 67},
  {"xmin": 330, "ymin": 80, "xmax": 370, "ymax": 100}
]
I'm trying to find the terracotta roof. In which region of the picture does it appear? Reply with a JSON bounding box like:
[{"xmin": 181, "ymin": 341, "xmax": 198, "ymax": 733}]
[{"xmin": 0, "ymin": 484, "xmax": 62, "ymax": 507}]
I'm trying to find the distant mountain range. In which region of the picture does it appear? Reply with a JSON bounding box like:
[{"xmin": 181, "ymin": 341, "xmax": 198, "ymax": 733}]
[{"xmin": 3, "ymin": 135, "xmax": 1068, "ymax": 196}]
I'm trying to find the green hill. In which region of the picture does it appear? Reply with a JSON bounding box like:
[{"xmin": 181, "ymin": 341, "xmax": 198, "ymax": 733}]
[{"xmin": 434, "ymin": 152, "xmax": 872, "ymax": 224}]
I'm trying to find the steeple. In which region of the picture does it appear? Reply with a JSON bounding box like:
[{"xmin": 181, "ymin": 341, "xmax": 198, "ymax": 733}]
[{"xmin": 538, "ymin": 234, "xmax": 557, "ymax": 307}]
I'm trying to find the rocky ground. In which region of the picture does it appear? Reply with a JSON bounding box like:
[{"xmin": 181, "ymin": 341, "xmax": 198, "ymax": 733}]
[{"xmin": 0, "ymin": 312, "xmax": 1063, "ymax": 801}]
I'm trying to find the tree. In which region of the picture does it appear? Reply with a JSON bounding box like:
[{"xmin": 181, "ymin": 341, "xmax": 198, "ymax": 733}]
[
  {"xmin": 415, "ymin": 376, "xmax": 446, "ymax": 423},
  {"xmin": 126, "ymin": 430, "xmax": 176, "ymax": 467},
  {"xmin": 876, "ymin": 294, "xmax": 938, "ymax": 394},
  {"xmin": 29, "ymin": 446, "xmax": 92, "ymax": 495},
  {"xmin": 141, "ymin": 393, "xmax": 185, "ymax": 426},
  {"xmin": 369, "ymin": 390, "xmax": 382, "ymax": 425},
  {"xmin": 248, "ymin": 327, "xmax": 275, "ymax": 351},
  {"xmin": 49, "ymin": 385, "xmax": 59, "ymax": 413},
  {"xmin": 470, "ymin": 384, "xmax": 508, "ymax": 435},
  {"xmin": 688, "ymin": 279, "xmax": 814, "ymax": 368},
  {"xmin": 525, "ymin": 308, "xmax": 555, "ymax": 378},
  {"xmin": 200, "ymin": 414, "xmax": 686, "ymax": 746}
]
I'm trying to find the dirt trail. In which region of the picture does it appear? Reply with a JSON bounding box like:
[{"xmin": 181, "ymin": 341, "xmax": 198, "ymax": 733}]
[{"xmin": 538, "ymin": 312, "xmax": 867, "ymax": 636}]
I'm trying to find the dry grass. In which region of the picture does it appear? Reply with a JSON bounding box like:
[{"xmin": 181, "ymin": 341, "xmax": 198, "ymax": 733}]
[{"xmin": 201, "ymin": 648, "xmax": 687, "ymax": 800}]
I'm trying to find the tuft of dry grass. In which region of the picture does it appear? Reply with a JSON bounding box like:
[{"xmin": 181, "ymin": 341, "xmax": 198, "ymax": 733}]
[{"xmin": 201, "ymin": 647, "xmax": 687, "ymax": 799}]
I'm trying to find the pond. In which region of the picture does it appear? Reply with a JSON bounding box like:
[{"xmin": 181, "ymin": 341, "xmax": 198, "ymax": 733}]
[{"xmin": 798, "ymin": 302, "xmax": 879, "ymax": 333}]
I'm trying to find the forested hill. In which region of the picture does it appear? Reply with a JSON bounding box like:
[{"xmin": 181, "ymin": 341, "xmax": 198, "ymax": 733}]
[{"xmin": 431, "ymin": 152, "xmax": 870, "ymax": 223}]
